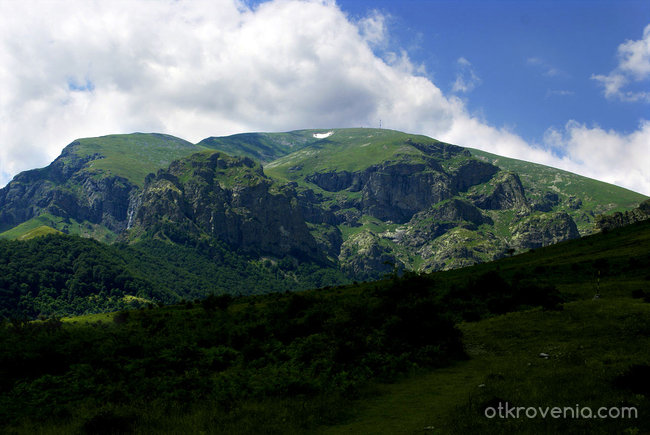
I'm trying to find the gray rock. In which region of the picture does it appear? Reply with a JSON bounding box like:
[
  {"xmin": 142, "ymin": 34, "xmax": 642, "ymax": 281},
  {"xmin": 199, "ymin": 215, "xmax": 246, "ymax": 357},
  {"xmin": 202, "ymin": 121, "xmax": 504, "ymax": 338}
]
[{"xmin": 511, "ymin": 212, "xmax": 580, "ymax": 251}]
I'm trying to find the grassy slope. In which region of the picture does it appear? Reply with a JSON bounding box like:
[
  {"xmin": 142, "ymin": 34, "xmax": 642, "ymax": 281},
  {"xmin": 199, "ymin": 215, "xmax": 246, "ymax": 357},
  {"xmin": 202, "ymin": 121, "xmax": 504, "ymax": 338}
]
[
  {"xmin": 1, "ymin": 133, "xmax": 205, "ymax": 239},
  {"xmin": 198, "ymin": 130, "xmax": 322, "ymax": 163},
  {"xmin": 264, "ymin": 128, "xmax": 434, "ymax": 182},
  {"xmin": 71, "ymin": 133, "xmax": 205, "ymax": 187},
  {"xmin": 0, "ymin": 213, "xmax": 116, "ymax": 242},
  {"xmin": 4, "ymin": 221, "xmax": 648, "ymax": 433},
  {"xmin": 322, "ymin": 220, "xmax": 650, "ymax": 434},
  {"xmin": 262, "ymin": 131, "xmax": 646, "ymax": 244},
  {"xmin": 323, "ymin": 298, "xmax": 650, "ymax": 434},
  {"xmin": 470, "ymin": 148, "xmax": 648, "ymax": 226}
]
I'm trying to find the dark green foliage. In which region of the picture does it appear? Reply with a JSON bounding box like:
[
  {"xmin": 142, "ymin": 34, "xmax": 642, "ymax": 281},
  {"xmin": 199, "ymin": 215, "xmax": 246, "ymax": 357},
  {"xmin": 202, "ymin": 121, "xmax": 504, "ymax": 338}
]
[
  {"xmin": 1, "ymin": 211, "xmax": 650, "ymax": 432},
  {"xmin": 0, "ymin": 259, "xmax": 576, "ymax": 433},
  {"xmin": 0, "ymin": 233, "xmax": 350, "ymax": 319},
  {"xmin": 0, "ymin": 235, "xmax": 154, "ymax": 318},
  {"xmin": 0, "ymin": 276, "xmax": 472, "ymax": 432}
]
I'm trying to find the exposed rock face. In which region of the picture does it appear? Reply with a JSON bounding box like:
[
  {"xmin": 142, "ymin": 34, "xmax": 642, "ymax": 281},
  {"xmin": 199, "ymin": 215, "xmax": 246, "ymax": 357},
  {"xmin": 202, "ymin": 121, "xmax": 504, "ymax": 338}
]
[
  {"xmin": 304, "ymin": 158, "xmax": 501, "ymax": 225},
  {"xmin": 132, "ymin": 152, "xmax": 320, "ymax": 260},
  {"xmin": 0, "ymin": 145, "xmax": 136, "ymax": 232},
  {"xmin": 421, "ymin": 199, "xmax": 492, "ymax": 226},
  {"xmin": 402, "ymin": 199, "xmax": 492, "ymax": 248},
  {"xmin": 473, "ymin": 172, "xmax": 528, "ymax": 210},
  {"xmin": 6, "ymin": 129, "xmax": 641, "ymax": 283},
  {"xmin": 338, "ymin": 231, "xmax": 403, "ymax": 279},
  {"xmin": 532, "ymin": 191, "xmax": 560, "ymax": 212},
  {"xmin": 451, "ymin": 160, "xmax": 500, "ymax": 192},
  {"xmin": 360, "ymin": 162, "xmax": 454, "ymax": 223},
  {"xmin": 305, "ymin": 170, "xmax": 366, "ymax": 192},
  {"xmin": 596, "ymin": 199, "xmax": 650, "ymax": 231},
  {"xmin": 295, "ymin": 188, "xmax": 339, "ymax": 225},
  {"xmin": 511, "ymin": 212, "xmax": 580, "ymax": 251},
  {"xmin": 418, "ymin": 229, "xmax": 505, "ymax": 271}
]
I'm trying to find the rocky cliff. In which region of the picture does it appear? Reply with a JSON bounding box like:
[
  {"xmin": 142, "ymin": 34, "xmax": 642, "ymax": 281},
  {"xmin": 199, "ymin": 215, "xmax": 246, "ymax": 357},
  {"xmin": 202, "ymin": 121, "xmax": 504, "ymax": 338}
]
[
  {"xmin": 2, "ymin": 128, "xmax": 646, "ymax": 282},
  {"xmin": 130, "ymin": 151, "xmax": 321, "ymax": 260},
  {"xmin": 595, "ymin": 199, "xmax": 650, "ymax": 232},
  {"xmin": 0, "ymin": 145, "xmax": 137, "ymax": 234}
]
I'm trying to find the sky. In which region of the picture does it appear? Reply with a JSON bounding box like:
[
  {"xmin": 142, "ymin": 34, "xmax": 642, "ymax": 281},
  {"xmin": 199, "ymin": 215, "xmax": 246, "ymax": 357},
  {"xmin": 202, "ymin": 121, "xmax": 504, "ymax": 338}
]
[{"xmin": 0, "ymin": 0, "xmax": 649, "ymax": 195}]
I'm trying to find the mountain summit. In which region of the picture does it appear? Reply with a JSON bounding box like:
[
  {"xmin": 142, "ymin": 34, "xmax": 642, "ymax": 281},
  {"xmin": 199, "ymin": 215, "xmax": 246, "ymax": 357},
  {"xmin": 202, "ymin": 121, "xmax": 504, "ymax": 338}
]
[{"xmin": 1, "ymin": 128, "xmax": 646, "ymax": 281}]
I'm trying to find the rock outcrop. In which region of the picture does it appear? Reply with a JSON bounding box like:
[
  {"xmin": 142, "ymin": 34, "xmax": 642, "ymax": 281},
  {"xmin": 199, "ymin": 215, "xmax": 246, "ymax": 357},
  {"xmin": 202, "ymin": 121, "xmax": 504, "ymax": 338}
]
[
  {"xmin": 472, "ymin": 172, "xmax": 528, "ymax": 210},
  {"xmin": 4, "ymin": 128, "xmax": 642, "ymax": 282},
  {"xmin": 359, "ymin": 162, "xmax": 454, "ymax": 223},
  {"xmin": 0, "ymin": 144, "xmax": 137, "ymax": 232},
  {"xmin": 511, "ymin": 212, "xmax": 580, "ymax": 251},
  {"xmin": 451, "ymin": 160, "xmax": 500, "ymax": 192},
  {"xmin": 338, "ymin": 231, "xmax": 403, "ymax": 279},
  {"xmin": 595, "ymin": 199, "xmax": 650, "ymax": 231},
  {"xmin": 132, "ymin": 151, "xmax": 320, "ymax": 260}
]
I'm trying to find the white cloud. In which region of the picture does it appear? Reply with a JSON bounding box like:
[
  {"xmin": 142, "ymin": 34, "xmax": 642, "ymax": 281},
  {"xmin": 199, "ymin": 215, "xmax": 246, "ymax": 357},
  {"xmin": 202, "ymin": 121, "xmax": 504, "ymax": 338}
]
[
  {"xmin": 0, "ymin": 0, "xmax": 648, "ymax": 197},
  {"xmin": 358, "ymin": 9, "xmax": 387, "ymax": 47},
  {"xmin": 542, "ymin": 121, "xmax": 650, "ymax": 196},
  {"xmin": 619, "ymin": 24, "xmax": 650, "ymax": 79},
  {"xmin": 452, "ymin": 57, "xmax": 481, "ymax": 93},
  {"xmin": 592, "ymin": 24, "xmax": 650, "ymax": 102},
  {"xmin": 526, "ymin": 57, "xmax": 565, "ymax": 78}
]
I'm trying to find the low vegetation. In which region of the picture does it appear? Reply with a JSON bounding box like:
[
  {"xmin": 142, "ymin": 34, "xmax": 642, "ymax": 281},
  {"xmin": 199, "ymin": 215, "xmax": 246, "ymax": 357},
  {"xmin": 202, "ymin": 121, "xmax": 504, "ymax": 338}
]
[{"xmin": 1, "ymin": 219, "xmax": 649, "ymax": 433}]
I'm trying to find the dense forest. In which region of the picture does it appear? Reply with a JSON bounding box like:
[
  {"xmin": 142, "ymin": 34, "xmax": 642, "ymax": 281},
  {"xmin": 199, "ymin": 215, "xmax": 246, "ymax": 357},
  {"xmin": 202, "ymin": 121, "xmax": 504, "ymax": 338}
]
[{"xmin": 0, "ymin": 233, "xmax": 348, "ymax": 319}]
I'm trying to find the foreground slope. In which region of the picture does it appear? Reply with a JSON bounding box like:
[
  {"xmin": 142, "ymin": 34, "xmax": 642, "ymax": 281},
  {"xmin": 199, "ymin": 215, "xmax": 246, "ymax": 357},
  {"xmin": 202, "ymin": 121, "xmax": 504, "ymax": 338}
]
[{"xmin": 2, "ymin": 217, "xmax": 649, "ymax": 434}]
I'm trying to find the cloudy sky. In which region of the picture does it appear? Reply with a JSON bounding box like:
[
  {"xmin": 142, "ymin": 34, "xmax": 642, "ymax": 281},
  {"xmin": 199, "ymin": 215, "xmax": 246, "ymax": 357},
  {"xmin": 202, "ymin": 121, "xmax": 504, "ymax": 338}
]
[{"xmin": 1, "ymin": 0, "xmax": 649, "ymax": 195}]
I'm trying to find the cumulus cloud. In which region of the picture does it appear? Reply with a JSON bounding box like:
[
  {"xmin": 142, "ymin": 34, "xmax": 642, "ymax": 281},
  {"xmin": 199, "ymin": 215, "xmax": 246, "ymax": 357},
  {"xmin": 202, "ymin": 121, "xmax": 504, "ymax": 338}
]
[
  {"xmin": 0, "ymin": 0, "xmax": 648, "ymax": 196},
  {"xmin": 452, "ymin": 57, "xmax": 481, "ymax": 93},
  {"xmin": 592, "ymin": 24, "xmax": 650, "ymax": 102},
  {"xmin": 542, "ymin": 121, "xmax": 650, "ymax": 196},
  {"xmin": 358, "ymin": 9, "xmax": 387, "ymax": 47}
]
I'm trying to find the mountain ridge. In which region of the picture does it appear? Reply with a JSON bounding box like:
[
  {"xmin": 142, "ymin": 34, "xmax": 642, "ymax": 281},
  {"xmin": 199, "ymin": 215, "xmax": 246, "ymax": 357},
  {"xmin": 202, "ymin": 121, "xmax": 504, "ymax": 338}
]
[{"xmin": 1, "ymin": 128, "xmax": 646, "ymax": 285}]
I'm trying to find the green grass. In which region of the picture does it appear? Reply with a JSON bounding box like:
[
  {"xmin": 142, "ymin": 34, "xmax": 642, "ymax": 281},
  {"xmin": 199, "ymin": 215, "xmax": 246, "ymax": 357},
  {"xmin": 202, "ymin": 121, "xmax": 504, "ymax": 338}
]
[
  {"xmin": 4, "ymin": 219, "xmax": 649, "ymax": 434},
  {"xmin": 469, "ymin": 148, "xmax": 648, "ymax": 233},
  {"xmin": 198, "ymin": 130, "xmax": 322, "ymax": 163},
  {"xmin": 264, "ymin": 128, "xmax": 436, "ymax": 181},
  {"xmin": 0, "ymin": 213, "xmax": 116, "ymax": 243},
  {"xmin": 318, "ymin": 221, "xmax": 650, "ymax": 433},
  {"xmin": 15, "ymin": 225, "xmax": 62, "ymax": 240},
  {"xmin": 323, "ymin": 297, "xmax": 650, "ymax": 434},
  {"xmin": 71, "ymin": 133, "xmax": 205, "ymax": 186},
  {"xmin": 0, "ymin": 216, "xmax": 58, "ymax": 240}
]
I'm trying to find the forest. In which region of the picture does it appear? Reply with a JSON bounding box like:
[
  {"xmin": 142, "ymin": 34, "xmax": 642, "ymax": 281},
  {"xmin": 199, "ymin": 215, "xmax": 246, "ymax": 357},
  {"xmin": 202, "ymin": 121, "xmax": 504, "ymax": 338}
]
[
  {"xmin": 0, "ymin": 267, "xmax": 561, "ymax": 433},
  {"xmin": 0, "ymin": 233, "xmax": 348, "ymax": 319}
]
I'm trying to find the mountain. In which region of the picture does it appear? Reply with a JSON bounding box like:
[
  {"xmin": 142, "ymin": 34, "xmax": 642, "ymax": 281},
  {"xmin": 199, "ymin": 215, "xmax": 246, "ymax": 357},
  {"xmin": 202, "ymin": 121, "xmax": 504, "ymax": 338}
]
[
  {"xmin": 0, "ymin": 128, "xmax": 646, "ymax": 294},
  {"xmin": 0, "ymin": 133, "xmax": 204, "ymax": 241}
]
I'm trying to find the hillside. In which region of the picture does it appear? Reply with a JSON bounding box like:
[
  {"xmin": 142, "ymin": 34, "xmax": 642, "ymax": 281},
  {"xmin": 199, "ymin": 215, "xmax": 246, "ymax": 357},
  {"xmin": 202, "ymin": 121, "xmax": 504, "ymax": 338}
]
[
  {"xmin": 0, "ymin": 233, "xmax": 347, "ymax": 319},
  {"xmin": 0, "ymin": 128, "xmax": 647, "ymax": 296},
  {"xmin": 0, "ymin": 133, "xmax": 205, "ymax": 241},
  {"xmin": 1, "ymin": 217, "xmax": 649, "ymax": 434}
]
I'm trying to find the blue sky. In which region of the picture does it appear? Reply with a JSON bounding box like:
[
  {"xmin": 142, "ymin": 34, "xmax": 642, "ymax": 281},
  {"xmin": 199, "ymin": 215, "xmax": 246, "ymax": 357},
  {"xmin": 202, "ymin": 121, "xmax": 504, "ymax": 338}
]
[
  {"xmin": 0, "ymin": 0, "xmax": 649, "ymax": 194},
  {"xmin": 337, "ymin": 0, "xmax": 650, "ymax": 148}
]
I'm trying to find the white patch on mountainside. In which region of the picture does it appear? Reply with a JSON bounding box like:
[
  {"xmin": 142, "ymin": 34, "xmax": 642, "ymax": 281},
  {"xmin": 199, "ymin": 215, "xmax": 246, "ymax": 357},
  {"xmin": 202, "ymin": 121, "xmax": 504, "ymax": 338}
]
[{"xmin": 313, "ymin": 131, "xmax": 334, "ymax": 139}]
